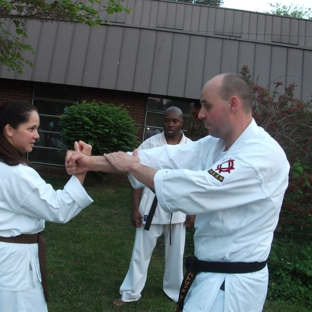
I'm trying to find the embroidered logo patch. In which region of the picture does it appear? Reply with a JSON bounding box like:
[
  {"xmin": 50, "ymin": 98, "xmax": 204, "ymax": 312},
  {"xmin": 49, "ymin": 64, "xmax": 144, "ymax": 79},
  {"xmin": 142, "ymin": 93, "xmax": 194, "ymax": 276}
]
[
  {"xmin": 216, "ymin": 159, "xmax": 235, "ymax": 173},
  {"xmin": 208, "ymin": 169, "xmax": 224, "ymax": 182},
  {"xmin": 208, "ymin": 159, "xmax": 235, "ymax": 182}
]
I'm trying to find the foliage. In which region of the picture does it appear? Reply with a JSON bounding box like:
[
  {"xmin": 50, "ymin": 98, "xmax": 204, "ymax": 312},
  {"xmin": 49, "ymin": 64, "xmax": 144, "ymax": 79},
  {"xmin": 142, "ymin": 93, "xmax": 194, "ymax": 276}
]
[
  {"xmin": 267, "ymin": 237, "xmax": 312, "ymax": 308},
  {"xmin": 265, "ymin": 2, "xmax": 312, "ymax": 19},
  {"xmin": 170, "ymin": 0, "xmax": 224, "ymax": 6},
  {"xmin": 0, "ymin": 0, "xmax": 132, "ymax": 73},
  {"xmin": 240, "ymin": 65, "xmax": 312, "ymax": 235},
  {"xmin": 186, "ymin": 108, "xmax": 207, "ymax": 141},
  {"xmin": 59, "ymin": 100, "xmax": 139, "ymax": 157}
]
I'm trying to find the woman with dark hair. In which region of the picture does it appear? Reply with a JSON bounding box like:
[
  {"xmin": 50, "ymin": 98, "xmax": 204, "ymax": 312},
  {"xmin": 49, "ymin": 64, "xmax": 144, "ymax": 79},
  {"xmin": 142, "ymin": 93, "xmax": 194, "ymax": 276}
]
[{"xmin": 0, "ymin": 101, "xmax": 93, "ymax": 312}]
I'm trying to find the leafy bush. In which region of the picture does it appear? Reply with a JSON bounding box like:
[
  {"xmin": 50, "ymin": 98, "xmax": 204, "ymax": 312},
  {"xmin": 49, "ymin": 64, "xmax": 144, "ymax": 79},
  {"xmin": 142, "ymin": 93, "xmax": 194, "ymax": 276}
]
[
  {"xmin": 239, "ymin": 67, "xmax": 312, "ymax": 308},
  {"xmin": 59, "ymin": 100, "xmax": 139, "ymax": 156},
  {"xmin": 268, "ymin": 238, "xmax": 312, "ymax": 308},
  {"xmin": 186, "ymin": 108, "xmax": 207, "ymax": 140},
  {"xmin": 240, "ymin": 65, "xmax": 312, "ymax": 235}
]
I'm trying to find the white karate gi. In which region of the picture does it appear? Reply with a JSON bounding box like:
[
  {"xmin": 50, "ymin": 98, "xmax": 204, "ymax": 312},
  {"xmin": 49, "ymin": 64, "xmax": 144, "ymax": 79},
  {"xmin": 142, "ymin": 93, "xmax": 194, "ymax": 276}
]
[
  {"xmin": 129, "ymin": 119, "xmax": 290, "ymax": 312},
  {"xmin": 119, "ymin": 132, "xmax": 192, "ymax": 303},
  {"xmin": 0, "ymin": 163, "xmax": 93, "ymax": 312}
]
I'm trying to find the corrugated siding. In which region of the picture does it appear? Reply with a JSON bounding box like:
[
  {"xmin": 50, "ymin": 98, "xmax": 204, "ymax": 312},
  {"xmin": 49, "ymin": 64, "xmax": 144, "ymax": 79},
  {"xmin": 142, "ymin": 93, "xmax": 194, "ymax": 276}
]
[
  {"xmin": 1, "ymin": 0, "xmax": 312, "ymax": 100},
  {"xmin": 133, "ymin": 30, "xmax": 157, "ymax": 93},
  {"xmin": 82, "ymin": 26, "xmax": 107, "ymax": 87},
  {"xmin": 102, "ymin": 0, "xmax": 312, "ymax": 48},
  {"xmin": 303, "ymin": 50, "xmax": 312, "ymax": 100}
]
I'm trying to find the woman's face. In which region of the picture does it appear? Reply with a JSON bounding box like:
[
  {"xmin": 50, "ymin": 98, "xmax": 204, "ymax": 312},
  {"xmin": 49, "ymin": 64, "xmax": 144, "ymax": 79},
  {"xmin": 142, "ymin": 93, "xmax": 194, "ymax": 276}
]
[{"xmin": 7, "ymin": 110, "xmax": 40, "ymax": 153}]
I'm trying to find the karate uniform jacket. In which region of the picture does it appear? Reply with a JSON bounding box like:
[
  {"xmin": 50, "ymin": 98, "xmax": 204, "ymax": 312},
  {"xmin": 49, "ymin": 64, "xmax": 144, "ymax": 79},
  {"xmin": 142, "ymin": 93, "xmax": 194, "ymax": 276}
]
[
  {"xmin": 0, "ymin": 163, "xmax": 93, "ymax": 292},
  {"xmin": 129, "ymin": 119, "xmax": 290, "ymax": 311},
  {"xmin": 138, "ymin": 131, "xmax": 192, "ymax": 224}
]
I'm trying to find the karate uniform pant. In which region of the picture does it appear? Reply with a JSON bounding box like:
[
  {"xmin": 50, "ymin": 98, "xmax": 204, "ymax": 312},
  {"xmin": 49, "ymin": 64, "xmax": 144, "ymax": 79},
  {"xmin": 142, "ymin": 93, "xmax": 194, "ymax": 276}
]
[
  {"xmin": 0, "ymin": 270, "xmax": 48, "ymax": 312},
  {"xmin": 119, "ymin": 222, "xmax": 186, "ymax": 303},
  {"xmin": 183, "ymin": 288, "xmax": 225, "ymax": 312}
]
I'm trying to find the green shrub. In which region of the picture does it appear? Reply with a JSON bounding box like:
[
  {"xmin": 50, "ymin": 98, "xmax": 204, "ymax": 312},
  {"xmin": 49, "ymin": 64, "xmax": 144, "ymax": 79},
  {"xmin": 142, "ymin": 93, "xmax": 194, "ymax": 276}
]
[
  {"xmin": 186, "ymin": 108, "xmax": 207, "ymax": 140},
  {"xmin": 267, "ymin": 238, "xmax": 312, "ymax": 308},
  {"xmin": 59, "ymin": 100, "xmax": 139, "ymax": 156},
  {"xmin": 240, "ymin": 66, "xmax": 312, "ymax": 235}
]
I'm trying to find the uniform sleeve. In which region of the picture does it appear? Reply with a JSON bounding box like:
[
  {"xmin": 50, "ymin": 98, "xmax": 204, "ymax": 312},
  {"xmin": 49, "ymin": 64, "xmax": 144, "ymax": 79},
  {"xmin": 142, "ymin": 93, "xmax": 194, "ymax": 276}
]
[
  {"xmin": 154, "ymin": 158, "xmax": 266, "ymax": 215},
  {"xmin": 128, "ymin": 140, "xmax": 204, "ymax": 188},
  {"xmin": 17, "ymin": 169, "xmax": 93, "ymax": 223},
  {"xmin": 127, "ymin": 137, "xmax": 157, "ymax": 188}
]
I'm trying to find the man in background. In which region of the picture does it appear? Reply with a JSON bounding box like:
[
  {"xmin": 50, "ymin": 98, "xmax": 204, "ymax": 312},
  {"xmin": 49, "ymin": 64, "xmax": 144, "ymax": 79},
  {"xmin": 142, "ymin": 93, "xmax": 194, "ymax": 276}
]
[{"xmin": 113, "ymin": 106, "xmax": 195, "ymax": 306}]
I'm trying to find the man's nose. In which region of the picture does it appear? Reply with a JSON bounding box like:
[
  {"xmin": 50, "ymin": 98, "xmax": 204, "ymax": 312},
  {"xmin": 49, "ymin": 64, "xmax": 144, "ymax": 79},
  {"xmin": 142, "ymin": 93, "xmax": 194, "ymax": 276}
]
[{"xmin": 197, "ymin": 108, "xmax": 205, "ymax": 120}]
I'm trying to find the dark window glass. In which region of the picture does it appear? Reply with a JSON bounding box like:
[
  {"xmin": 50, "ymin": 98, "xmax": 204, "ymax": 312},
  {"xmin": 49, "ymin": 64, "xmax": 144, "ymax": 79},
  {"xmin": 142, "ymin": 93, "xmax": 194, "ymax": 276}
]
[
  {"xmin": 37, "ymin": 116, "xmax": 62, "ymax": 133},
  {"xmin": 35, "ymin": 131, "xmax": 67, "ymax": 150},
  {"xmin": 146, "ymin": 98, "xmax": 194, "ymax": 114},
  {"xmin": 145, "ymin": 112, "xmax": 165, "ymax": 128},
  {"xmin": 30, "ymin": 83, "xmax": 79, "ymax": 166},
  {"xmin": 28, "ymin": 147, "xmax": 67, "ymax": 166},
  {"xmin": 34, "ymin": 84, "xmax": 79, "ymax": 101},
  {"xmin": 33, "ymin": 100, "xmax": 69, "ymax": 116}
]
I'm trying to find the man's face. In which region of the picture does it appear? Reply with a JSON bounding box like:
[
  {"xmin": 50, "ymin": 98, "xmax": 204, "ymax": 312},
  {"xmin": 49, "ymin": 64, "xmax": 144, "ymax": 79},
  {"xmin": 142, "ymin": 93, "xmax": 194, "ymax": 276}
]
[
  {"xmin": 163, "ymin": 110, "xmax": 184, "ymax": 138},
  {"xmin": 198, "ymin": 78, "xmax": 231, "ymax": 139}
]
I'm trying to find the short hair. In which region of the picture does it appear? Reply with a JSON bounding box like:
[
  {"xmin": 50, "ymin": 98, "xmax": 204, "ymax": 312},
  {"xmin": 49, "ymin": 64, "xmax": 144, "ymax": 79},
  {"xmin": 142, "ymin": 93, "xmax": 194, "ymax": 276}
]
[
  {"xmin": 164, "ymin": 106, "xmax": 183, "ymax": 120},
  {"xmin": 220, "ymin": 73, "xmax": 252, "ymax": 112}
]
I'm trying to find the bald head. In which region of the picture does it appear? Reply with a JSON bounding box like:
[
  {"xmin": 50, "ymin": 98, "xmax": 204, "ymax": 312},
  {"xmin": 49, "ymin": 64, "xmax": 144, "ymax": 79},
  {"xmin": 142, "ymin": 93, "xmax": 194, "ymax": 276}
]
[
  {"xmin": 199, "ymin": 73, "xmax": 254, "ymax": 149},
  {"xmin": 206, "ymin": 73, "xmax": 253, "ymax": 114},
  {"xmin": 164, "ymin": 106, "xmax": 183, "ymax": 119}
]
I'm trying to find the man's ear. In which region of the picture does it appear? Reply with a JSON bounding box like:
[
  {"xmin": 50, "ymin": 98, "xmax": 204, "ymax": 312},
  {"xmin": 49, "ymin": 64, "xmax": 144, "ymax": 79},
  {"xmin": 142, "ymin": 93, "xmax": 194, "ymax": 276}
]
[{"xmin": 229, "ymin": 96, "xmax": 239, "ymax": 111}]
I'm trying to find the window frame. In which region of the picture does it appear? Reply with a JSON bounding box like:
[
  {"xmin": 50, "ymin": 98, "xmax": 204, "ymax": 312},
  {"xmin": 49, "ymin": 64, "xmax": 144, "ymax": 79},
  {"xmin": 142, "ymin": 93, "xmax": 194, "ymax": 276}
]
[{"xmin": 29, "ymin": 83, "xmax": 80, "ymax": 167}]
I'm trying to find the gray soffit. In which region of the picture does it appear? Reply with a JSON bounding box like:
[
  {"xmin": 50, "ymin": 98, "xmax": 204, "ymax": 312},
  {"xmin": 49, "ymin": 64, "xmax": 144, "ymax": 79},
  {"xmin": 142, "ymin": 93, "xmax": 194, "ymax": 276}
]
[{"xmin": 1, "ymin": 0, "xmax": 312, "ymax": 100}]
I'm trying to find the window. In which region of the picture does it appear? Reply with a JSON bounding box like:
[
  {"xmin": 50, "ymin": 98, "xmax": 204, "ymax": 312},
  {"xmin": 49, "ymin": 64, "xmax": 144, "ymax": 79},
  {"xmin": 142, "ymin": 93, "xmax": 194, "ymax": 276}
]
[
  {"xmin": 143, "ymin": 97, "xmax": 196, "ymax": 140},
  {"xmin": 29, "ymin": 84, "xmax": 80, "ymax": 166}
]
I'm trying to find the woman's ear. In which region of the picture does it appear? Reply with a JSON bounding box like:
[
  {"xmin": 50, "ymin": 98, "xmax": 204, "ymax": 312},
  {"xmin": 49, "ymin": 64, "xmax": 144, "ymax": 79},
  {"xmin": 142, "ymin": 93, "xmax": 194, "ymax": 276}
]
[{"xmin": 4, "ymin": 124, "xmax": 13, "ymax": 138}]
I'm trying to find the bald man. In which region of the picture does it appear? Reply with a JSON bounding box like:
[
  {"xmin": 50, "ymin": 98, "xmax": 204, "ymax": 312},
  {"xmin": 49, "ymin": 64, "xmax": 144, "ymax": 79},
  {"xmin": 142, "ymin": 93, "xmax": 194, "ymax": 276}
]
[{"xmin": 66, "ymin": 73, "xmax": 289, "ymax": 312}]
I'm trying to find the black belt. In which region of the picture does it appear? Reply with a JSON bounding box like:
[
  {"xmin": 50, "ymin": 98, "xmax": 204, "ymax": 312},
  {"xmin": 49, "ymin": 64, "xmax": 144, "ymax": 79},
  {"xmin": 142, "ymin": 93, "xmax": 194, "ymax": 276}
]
[
  {"xmin": 144, "ymin": 196, "xmax": 174, "ymax": 245},
  {"xmin": 144, "ymin": 195, "xmax": 157, "ymax": 231},
  {"xmin": 0, "ymin": 233, "xmax": 49, "ymax": 302},
  {"xmin": 175, "ymin": 256, "xmax": 267, "ymax": 312}
]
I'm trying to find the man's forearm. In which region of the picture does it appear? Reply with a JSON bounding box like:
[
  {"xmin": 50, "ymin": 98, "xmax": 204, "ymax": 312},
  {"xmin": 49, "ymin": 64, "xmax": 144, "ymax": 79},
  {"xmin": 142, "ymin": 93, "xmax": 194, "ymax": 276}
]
[
  {"xmin": 89, "ymin": 156, "xmax": 127, "ymax": 174},
  {"xmin": 132, "ymin": 187, "xmax": 143, "ymax": 211},
  {"xmin": 129, "ymin": 162, "xmax": 157, "ymax": 191}
]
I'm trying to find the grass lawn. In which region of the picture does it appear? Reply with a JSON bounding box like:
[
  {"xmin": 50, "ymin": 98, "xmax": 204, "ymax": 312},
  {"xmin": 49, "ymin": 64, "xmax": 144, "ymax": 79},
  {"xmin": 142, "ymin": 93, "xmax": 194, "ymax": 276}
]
[{"xmin": 42, "ymin": 174, "xmax": 310, "ymax": 312}]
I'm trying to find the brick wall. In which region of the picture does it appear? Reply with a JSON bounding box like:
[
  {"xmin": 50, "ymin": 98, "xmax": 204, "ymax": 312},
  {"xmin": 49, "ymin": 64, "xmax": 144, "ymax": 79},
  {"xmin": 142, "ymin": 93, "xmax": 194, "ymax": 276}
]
[{"xmin": 0, "ymin": 79, "xmax": 33, "ymax": 104}]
